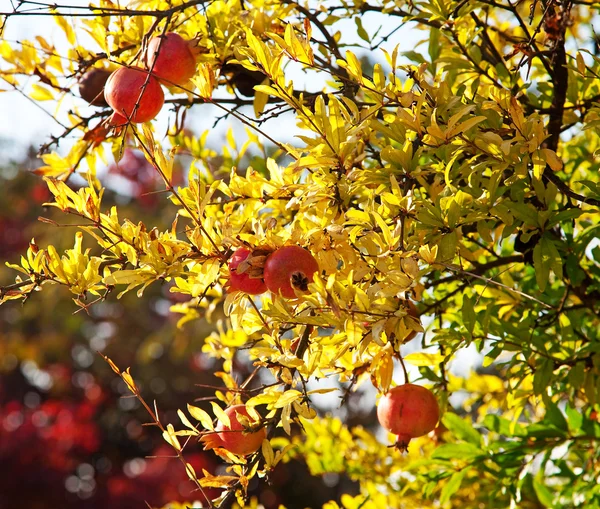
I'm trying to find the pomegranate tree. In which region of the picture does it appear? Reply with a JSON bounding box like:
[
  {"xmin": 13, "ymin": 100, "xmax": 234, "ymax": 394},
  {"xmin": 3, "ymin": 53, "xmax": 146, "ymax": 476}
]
[
  {"xmin": 104, "ymin": 66, "xmax": 164, "ymax": 124},
  {"xmin": 215, "ymin": 405, "xmax": 266, "ymax": 456},
  {"xmin": 146, "ymin": 32, "xmax": 197, "ymax": 87},
  {"xmin": 377, "ymin": 384, "xmax": 439, "ymax": 451},
  {"xmin": 263, "ymin": 246, "xmax": 319, "ymax": 298}
]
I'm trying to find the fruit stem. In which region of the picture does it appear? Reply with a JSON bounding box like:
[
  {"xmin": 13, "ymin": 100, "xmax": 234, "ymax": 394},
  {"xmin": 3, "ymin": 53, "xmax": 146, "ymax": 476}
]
[
  {"xmin": 394, "ymin": 435, "xmax": 411, "ymax": 453},
  {"xmin": 398, "ymin": 350, "xmax": 409, "ymax": 385}
]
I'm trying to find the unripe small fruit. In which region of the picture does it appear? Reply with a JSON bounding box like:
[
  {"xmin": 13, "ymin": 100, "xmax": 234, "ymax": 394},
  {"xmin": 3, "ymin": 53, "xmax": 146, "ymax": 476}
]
[
  {"xmin": 228, "ymin": 248, "xmax": 268, "ymax": 295},
  {"xmin": 146, "ymin": 32, "xmax": 197, "ymax": 87},
  {"xmin": 216, "ymin": 405, "xmax": 266, "ymax": 456},
  {"xmin": 377, "ymin": 384, "xmax": 439, "ymax": 451},
  {"xmin": 104, "ymin": 67, "xmax": 164, "ymax": 123},
  {"xmin": 79, "ymin": 68, "xmax": 111, "ymax": 106},
  {"xmin": 263, "ymin": 246, "xmax": 319, "ymax": 298},
  {"xmin": 222, "ymin": 62, "xmax": 265, "ymax": 97}
]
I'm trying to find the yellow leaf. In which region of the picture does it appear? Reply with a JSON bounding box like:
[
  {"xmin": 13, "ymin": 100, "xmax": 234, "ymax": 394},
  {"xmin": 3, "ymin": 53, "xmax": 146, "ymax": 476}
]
[
  {"xmin": 185, "ymin": 462, "xmax": 197, "ymax": 482},
  {"xmin": 419, "ymin": 244, "xmax": 438, "ymax": 264},
  {"xmin": 53, "ymin": 14, "xmax": 76, "ymax": 44},
  {"xmin": 178, "ymin": 409, "xmax": 199, "ymax": 434},
  {"xmin": 30, "ymin": 84, "xmax": 54, "ymax": 101},
  {"xmin": 262, "ymin": 439, "xmax": 275, "ymax": 468},
  {"xmin": 199, "ymin": 474, "xmax": 238, "ymax": 488},
  {"xmin": 541, "ymin": 148, "xmax": 563, "ymax": 172},
  {"xmin": 188, "ymin": 404, "xmax": 214, "ymax": 430},
  {"xmin": 162, "ymin": 424, "xmax": 181, "ymax": 451},
  {"xmin": 211, "ymin": 402, "xmax": 230, "ymax": 428},
  {"xmin": 274, "ymin": 390, "xmax": 302, "ymax": 409},
  {"xmin": 281, "ymin": 404, "xmax": 292, "ymax": 435},
  {"xmin": 253, "ymin": 79, "xmax": 269, "ymax": 117},
  {"xmin": 103, "ymin": 270, "xmax": 146, "ymax": 286},
  {"xmin": 121, "ymin": 368, "xmax": 137, "ymax": 393},
  {"xmin": 404, "ymin": 352, "xmax": 444, "ymax": 367},
  {"xmin": 101, "ymin": 354, "xmax": 121, "ymax": 375}
]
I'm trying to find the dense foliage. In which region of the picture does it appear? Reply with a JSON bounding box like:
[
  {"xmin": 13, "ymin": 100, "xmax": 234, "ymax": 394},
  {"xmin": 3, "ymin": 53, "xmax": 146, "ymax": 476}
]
[{"xmin": 1, "ymin": 0, "xmax": 600, "ymax": 507}]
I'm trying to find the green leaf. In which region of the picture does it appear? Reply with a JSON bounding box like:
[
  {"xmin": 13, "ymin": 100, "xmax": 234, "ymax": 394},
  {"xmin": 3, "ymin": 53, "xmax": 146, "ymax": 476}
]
[
  {"xmin": 566, "ymin": 254, "xmax": 586, "ymax": 285},
  {"xmin": 533, "ymin": 477, "xmax": 554, "ymax": 507},
  {"xmin": 483, "ymin": 414, "xmax": 527, "ymax": 437},
  {"xmin": 429, "ymin": 28, "xmax": 440, "ymax": 73},
  {"xmin": 533, "ymin": 358, "xmax": 554, "ymax": 395},
  {"xmin": 544, "ymin": 402, "xmax": 568, "ymax": 432},
  {"xmin": 462, "ymin": 295, "xmax": 476, "ymax": 336},
  {"xmin": 583, "ymin": 370, "xmax": 597, "ymax": 405},
  {"xmin": 437, "ymin": 231, "xmax": 457, "ymax": 262},
  {"xmin": 440, "ymin": 468, "xmax": 470, "ymax": 504},
  {"xmin": 354, "ymin": 17, "xmax": 369, "ymax": 42},
  {"xmin": 442, "ymin": 413, "xmax": 481, "ymax": 446},
  {"xmin": 543, "ymin": 236, "xmax": 563, "ymax": 280},
  {"xmin": 577, "ymin": 180, "xmax": 600, "ymax": 198},
  {"xmin": 431, "ymin": 443, "xmax": 483, "ymax": 461},
  {"xmin": 533, "ymin": 242, "xmax": 550, "ymax": 292},
  {"xmin": 547, "ymin": 208, "xmax": 584, "ymax": 228},
  {"xmin": 565, "ymin": 404, "xmax": 583, "ymax": 433},
  {"xmin": 509, "ymin": 202, "xmax": 539, "ymax": 226}
]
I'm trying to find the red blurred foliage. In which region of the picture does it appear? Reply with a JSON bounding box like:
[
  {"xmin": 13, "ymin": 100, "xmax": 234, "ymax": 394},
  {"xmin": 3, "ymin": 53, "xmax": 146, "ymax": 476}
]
[
  {"xmin": 107, "ymin": 149, "xmax": 183, "ymax": 209},
  {"xmin": 0, "ymin": 217, "xmax": 30, "ymax": 258},
  {"xmin": 0, "ymin": 396, "xmax": 216, "ymax": 508},
  {"xmin": 106, "ymin": 445, "xmax": 219, "ymax": 506}
]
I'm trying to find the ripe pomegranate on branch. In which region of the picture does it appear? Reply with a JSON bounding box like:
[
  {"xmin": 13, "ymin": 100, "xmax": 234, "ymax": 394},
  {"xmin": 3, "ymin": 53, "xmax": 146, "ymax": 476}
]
[
  {"xmin": 227, "ymin": 245, "xmax": 319, "ymax": 298},
  {"xmin": 377, "ymin": 384, "xmax": 440, "ymax": 452},
  {"xmin": 215, "ymin": 405, "xmax": 267, "ymax": 456},
  {"xmin": 145, "ymin": 32, "xmax": 201, "ymax": 88},
  {"xmin": 104, "ymin": 66, "xmax": 164, "ymax": 125}
]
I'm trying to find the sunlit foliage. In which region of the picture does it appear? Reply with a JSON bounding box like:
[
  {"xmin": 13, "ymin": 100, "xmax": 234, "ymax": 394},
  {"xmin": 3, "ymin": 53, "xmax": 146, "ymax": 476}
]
[{"xmin": 2, "ymin": 0, "xmax": 600, "ymax": 507}]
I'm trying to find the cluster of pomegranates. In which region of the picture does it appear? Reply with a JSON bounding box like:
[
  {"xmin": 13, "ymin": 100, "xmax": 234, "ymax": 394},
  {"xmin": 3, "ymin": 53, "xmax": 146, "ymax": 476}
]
[
  {"xmin": 79, "ymin": 32, "xmax": 198, "ymax": 126},
  {"xmin": 228, "ymin": 245, "xmax": 319, "ymax": 298},
  {"xmin": 224, "ymin": 246, "xmax": 440, "ymax": 453},
  {"xmin": 212, "ymin": 384, "xmax": 439, "ymax": 457}
]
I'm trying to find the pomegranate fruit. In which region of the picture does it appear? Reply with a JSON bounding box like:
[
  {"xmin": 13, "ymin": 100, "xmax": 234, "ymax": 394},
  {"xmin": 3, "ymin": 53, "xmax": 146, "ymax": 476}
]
[
  {"xmin": 215, "ymin": 405, "xmax": 266, "ymax": 456},
  {"xmin": 377, "ymin": 384, "xmax": 439, "ymax": 451},
  {"xmin": 79, "ymin": 68, "xmax": 111, "ymax": 106},
  {"xmin": 146, "ymin": 32, "xmax": 197, "ymax": 87},
  {"xmin": 107, "ymin": 112, "xmax": 128, "ymax": 127},
  {"xmin": 104, "ymin": 67, "xmax": 164, "ymax": 123},
  {"xmin": 221, "ymin": 62, "xmax": 265, "ymax": 97},
  {"xmin": 228, "ymin": 248, "xmax": 268, "ymax": 295},
  {"xmin": 263, "ymin": 245, "xmax": 319, "ymax": 298}
]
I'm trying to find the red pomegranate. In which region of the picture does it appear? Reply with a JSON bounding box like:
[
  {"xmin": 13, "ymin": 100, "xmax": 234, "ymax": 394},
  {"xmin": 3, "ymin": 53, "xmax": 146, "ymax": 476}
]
[
  {"xmin": 228, "ymin": 248, "xmax": 268, "ymax": 295},
  {"xmin": 146, "ymin": 32, "xmax": 197, "ymax": 87},
  {"xmin": 215, "ymin": 405, "xmax": 266, "ymax": 456},
  {"xmin": 104, "ymin": 66, "xmax": 164, "ymax": 123},
  {"xmin": 263, "ymin": 245, "xmax": 319, "ymax": 298},
  {"xmin": 377, "ymin": 384, "xmax": 439, "ymax": 451}
]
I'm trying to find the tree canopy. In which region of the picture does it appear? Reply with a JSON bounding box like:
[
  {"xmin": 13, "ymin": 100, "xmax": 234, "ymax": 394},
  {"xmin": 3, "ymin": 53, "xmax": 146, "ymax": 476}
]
[{"xmin": 1, "ymin": 0, "xmax": 600, "ymax": 507}]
